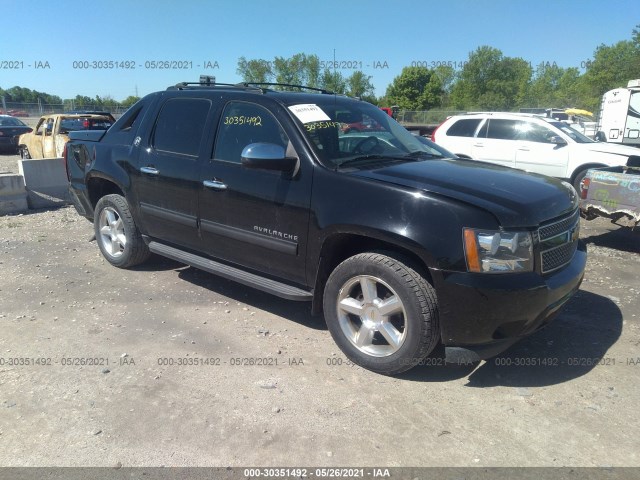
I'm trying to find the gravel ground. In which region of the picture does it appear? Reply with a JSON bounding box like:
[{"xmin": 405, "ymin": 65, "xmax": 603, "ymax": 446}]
[
  {"xmin": 0, "ymin": 153, "xmax": 21, "ymax": 175},
  {"xmin": 0, "ymin": 203, "xmax": 639, "ymax": 468}
]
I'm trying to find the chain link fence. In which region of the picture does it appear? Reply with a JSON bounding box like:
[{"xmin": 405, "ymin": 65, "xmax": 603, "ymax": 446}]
[
  {"xmin": 0, "ymin": 101, "xmax": 131, "ymax": 117},
  {"xmin": 396, "ymin": 110, "xmax": 465, "ymax": 125}
]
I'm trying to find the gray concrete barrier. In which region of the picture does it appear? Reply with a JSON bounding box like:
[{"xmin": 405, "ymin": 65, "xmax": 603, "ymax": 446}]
[
  {"xmin": 0, "ymin": 174, "xmax": 29, "ymax": 215},
  {"xmin": 19, "ymin": 158, "xmax": 70, "ymax": 209}
]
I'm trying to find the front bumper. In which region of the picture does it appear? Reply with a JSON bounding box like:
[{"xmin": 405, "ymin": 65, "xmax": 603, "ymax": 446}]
[{"xmin": 431, "ymin": 242, "xmax": 587, "ymax": 363}]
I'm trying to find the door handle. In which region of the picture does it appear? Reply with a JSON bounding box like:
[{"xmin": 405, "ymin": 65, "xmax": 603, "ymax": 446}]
[
  {"xmin": 203, "ymin": 180, "xmax": 227, "ymax": 191},
  {"xmin": 140, "ymin": 166, "xmax": 159, "ymax": 175},
  {"xmin": 473, "ymin": 143, "xmax": 484, "ymax": 147}
]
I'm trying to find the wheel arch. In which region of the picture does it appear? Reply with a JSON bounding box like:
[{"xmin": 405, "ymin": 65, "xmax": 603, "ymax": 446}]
[
  {"xmin": 310, "ymin": 232, "xmax": 433, "ymax": 315},
  {"xmin": 86, "ymin": 175, "xmax": 126, "ymax": 209},
  {"xmin": 569, "ymin": 162, "xmax": 608, "ymax": 190}
]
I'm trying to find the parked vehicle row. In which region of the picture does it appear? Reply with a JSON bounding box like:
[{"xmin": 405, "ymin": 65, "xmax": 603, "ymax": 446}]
[{"xmin": 0, "ymin": 109, "xmax": 29, "ymax": 117}]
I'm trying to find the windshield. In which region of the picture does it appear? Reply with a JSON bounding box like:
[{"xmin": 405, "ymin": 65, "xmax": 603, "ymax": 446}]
[
  {"xmin": 548, "ymin": 121, "xmax": 594, "ymax": 143},
  {"xmin": 60, "ymin": 117, "xmax": 113, "ymax": 132},
  {"xmin": 287, "ymin": 99, "xmax": 450, "ymax": 169}
]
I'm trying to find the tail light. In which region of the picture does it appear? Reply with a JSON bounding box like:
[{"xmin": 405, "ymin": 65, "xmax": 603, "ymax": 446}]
[
  {"xmin": 431, "ymin": 123, "xmax": 443, "ymax": 142},
  {"xmin": 63, "ymin": 143, "xmax": 70, "ymax": 180},
  {"xmin": 580, "ymin": 177, "xmax": 590, "ymax": 199},
  {"xmin": 83, "ymin": 120, "xmax": 90, "ymax": 128}
]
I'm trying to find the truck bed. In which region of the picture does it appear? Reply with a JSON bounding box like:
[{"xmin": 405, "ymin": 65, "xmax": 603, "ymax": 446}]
[{"xmin": 580, "ymin": 165, "xmax": 640, "ymax": 227}]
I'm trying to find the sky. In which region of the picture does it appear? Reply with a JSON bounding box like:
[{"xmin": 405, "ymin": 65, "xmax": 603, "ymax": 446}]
[{"xmin": 0, "ymin": 0, "xmax": 638, "ymax": 102}]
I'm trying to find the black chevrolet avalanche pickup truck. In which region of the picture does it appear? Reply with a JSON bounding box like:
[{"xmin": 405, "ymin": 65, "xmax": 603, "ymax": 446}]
[{"xmin": 65, "ymin": 81, "xmax": 586, "ymax": 375}]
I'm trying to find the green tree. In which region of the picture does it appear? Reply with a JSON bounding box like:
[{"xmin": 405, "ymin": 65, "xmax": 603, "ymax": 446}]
[
  {"xmin": 320, "ymin": 69, "xmax": 346, "ymax": 94},
  {"xmin": 236, "ymin": 57, "xmax": 274, "ymax": 83},
  {"xmin": 450, "ymin": 46, "xmax": 532, "ymax": 110},
  {"xmin": 433, "ymin": 65, "xmax": 456, "ymax": 107},
  {"xmin": 121, "ymin": 96, "xmax": 141, "ymax": 108},
  {"xmin": 384, "ymin": 66, "xmax": 443, "ymax": 110},
  {"xmin": 273, "ymin": 53, "xmax": 322, "ymax": 88},
  {"xmin": 72, "ymin": 95, "xmax": 95, "ymax": 107},
  {"xmin": 346, "ymin": 71, "xmax": 374, "ymax": 98},
  {"xmin": 580, "ymin": 31, "xmax": 640, "ymax": 111}
]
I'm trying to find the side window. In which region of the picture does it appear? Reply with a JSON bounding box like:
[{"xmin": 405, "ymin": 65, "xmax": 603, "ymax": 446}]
[
  {"xmin": 486, "ymin": 119, "xmax": 519, "ymax": 140},
  {"xmin": 45, "ymin": 118, "xmax": 54, "ymax": 135},
  {"xmin": 152, "ymin": 98, "xmax": 211, "ymax": 156},
  {"xmin": 515, "ymin": 122, "xmax": 555, "ymax": 143},
  {"xmin": 446, "ymin": 118, "xmax": 482, "ymax": 137},
  {"xmin": 118, "ymin": 104, "xmax": 144, "ymax": 131},
  {"xmin": 35, "ymin": 120, "xmax": 45, "ymax": 135},
  {"xmin": 213, "ymin": 102, "xmax": 289, "ymax": 163}
]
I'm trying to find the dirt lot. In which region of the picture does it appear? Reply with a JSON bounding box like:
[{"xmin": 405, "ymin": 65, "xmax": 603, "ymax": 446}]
[{"xmin": 0, "ymin": 158, "xmax": 639, "ymax": 468}]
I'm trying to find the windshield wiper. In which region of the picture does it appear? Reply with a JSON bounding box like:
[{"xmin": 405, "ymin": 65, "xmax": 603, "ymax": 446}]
[
  {"xmin": 405, "ymin": 150, "xmax": 444, "ymax": 159},
  {"xmin": 335, "ymin": 154, "xmax": 411, "ymax": 170}
]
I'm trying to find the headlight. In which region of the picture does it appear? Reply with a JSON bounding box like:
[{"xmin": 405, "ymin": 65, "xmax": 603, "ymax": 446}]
[{"xmin": 463, "ymin": 228, "xmax": 533, "ymax": 273}]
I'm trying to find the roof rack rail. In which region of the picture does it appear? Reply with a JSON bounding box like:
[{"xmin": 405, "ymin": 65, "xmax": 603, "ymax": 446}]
[
  {"xmin": 168, "ymin": 80, "xmax": 266, "ymax": 93},
  {"xmin": 238, "ymin": 82, "xmax": 335, "ymax": 94}
]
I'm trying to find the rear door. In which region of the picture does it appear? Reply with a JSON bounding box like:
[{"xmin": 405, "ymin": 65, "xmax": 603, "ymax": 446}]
[
  {"xmin": 135, "ymin": 96, "xmax": 212, "ymax": 250},
  {"xmin": 439, "ymin": 117, "xmax": 482, "ymax": 157},
  {"xmin": 471, "ymin": 119, "xmax": 518, "ymax": 168},
  {"xmin": 197, "ymin": 99, "xmax": 312, "ymax": 285}
]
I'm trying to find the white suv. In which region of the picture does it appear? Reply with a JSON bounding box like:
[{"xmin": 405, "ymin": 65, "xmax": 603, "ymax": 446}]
[{"xmin": 432, "ymin": 112, "xmax": 640, "ymax": 190}]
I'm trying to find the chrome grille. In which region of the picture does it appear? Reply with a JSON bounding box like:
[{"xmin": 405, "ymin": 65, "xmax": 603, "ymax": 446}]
[
  {"xmin": 538, "ymin": 209, "xmax": 580, "ymax": 273},
  {"xmin": 539, "ymin": 209, "xmax": 580, "ymax": 240}
]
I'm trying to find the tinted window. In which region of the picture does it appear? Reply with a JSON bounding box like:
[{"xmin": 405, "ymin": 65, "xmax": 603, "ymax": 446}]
[
  {"xmin": 446, "ymin": 118, "xmax": 482, "ymax": 137},
  {"xmin": 214, "ymin": 102, "xmax": 289, "ymax": 163},
  {"xmin": 153, "ymin": 98, "xmax": 211, "ymax": 156},
  {"xmin": 486, "ymin": 119, "xmax": 519, "ymax": 140},
  {"xmin": 0, "ymin": 117, "xmax": 26, "ymax": 127}
]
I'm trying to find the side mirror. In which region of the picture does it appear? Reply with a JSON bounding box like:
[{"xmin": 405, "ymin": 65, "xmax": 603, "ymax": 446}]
[
  {"xmin": 549, "ymin": 135, "xmax": 567, "ymax": 146},
  {"xmin": 241, "ymin": 143, "xmax": 297, "ymax": 172},
  {"xmin": 595, "ymin": 131, "xmax": 607, "ymax": 142}
]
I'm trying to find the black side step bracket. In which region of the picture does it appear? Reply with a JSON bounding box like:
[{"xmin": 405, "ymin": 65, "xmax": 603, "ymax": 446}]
[{"xmin": 148, "ymin": 241, "xmax": 313, "ymax": 301}]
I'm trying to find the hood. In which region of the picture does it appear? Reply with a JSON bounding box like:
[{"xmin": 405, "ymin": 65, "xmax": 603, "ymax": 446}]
[
  {"xmin": 351, "ymin": 159, "xmax": 578, "ymax": 228},
  {"xmin": 579, "ymin": 141, "xmax": 640, "ymax": 157}
]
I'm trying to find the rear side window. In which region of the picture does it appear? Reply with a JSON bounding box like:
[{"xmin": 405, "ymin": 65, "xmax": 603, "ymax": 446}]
[
  {"xmin": 486, "ymin": 119, "xmax": 519, "ymax": 140},
  {"xmin": 445, "ymin": 118, "xmax": 482, "ymax": 137},
  {"xmin": 153, "ymin": 98, "xmax": 211, "ymax": 156}
]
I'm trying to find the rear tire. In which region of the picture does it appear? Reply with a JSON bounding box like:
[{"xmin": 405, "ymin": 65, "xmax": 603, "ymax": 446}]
[
  {"xmin": 20, "ymin": 147, "xmax": 31, "ymax": 159},
  {"xmin": 94, "ymin": 194, "xmax": 150, "ymax": 268},
  {"xmin": 323, "ymin": 252, "xmax": 439, "ymax": 375}
]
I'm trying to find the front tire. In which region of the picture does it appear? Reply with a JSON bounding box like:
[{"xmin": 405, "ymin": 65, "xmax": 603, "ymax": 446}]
[
  {"xmin": 94, "ymin": 194, "xmax": 150, "ymax": 268},
  {"xmin": 20, "ymin": 147, "xmax": 31, "ymax": 159},
  {"xmin": 323, "ymin": 252, "xmax": 439, "ymax": 375}
]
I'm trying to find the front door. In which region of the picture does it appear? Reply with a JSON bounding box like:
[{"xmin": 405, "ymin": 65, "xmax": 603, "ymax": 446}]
[
  {"xmin": 513, "ymin": 120, "xmax": 569, "ymax": 177},
  {"xmin": 198, "ymin": 100, "xmax": 312, "ymax": 285}
]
